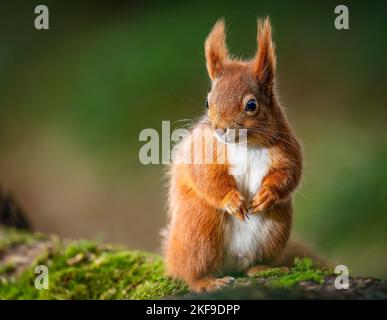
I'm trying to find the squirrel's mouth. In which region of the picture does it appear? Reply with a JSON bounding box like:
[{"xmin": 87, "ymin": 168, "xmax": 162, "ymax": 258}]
[
  {"xmin": 213, "ymin": 128, "xmax": 248, "ymax": 145},
  {"xmin": 213, "ymin": 130, "xmax": 230, "ymax": 144}
]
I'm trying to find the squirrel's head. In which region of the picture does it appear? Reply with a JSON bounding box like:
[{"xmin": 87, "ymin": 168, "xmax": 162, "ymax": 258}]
[{"xmin": 204, "ymin": 18, "xmax": 280, "ymax": 145}]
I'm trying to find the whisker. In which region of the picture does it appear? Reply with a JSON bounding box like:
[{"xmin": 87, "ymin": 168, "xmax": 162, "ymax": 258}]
[
  {"xmin": 232, "ymin": 126, "xmax": 296, "ymax": 153},
  {"xmin": 244, "ymin": 128, "xmax": 294, "ymax": 146},
  {"xmin": 295, "ymin": 190, "xmax": 307, "ymax": 199},
  {"xmin": 173, "ymin": 118, "xmax": 196, "ymax": 123},
  {"xmin": 172, "ymin": 116, "xmax": 212, "ymax": 131}
]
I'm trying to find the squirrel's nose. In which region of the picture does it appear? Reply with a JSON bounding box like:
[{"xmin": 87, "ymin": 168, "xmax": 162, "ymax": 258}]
[{"xmin": 212, "ymin": 120, "xmax": 228, "ymax": 133}]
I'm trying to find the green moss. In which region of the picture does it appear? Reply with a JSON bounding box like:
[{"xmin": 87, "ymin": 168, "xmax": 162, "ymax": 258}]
[
  {"xmin": 253, "ymin": 267, "xmax": 287, "ymax": 278},
  {"xmin": 253, "ymin": 258, "xmax": 328, "ymax": 288},
  {"xmin": 0, "ymin": 238, "xmax": 188, "ymax": 300},
  {"xmin": 0, "ymin": 228, "xmax": 330, "ymax": 299},
  {"xmin": 0, "ymin": 228, "xmax": 46, "ymax": 252}
]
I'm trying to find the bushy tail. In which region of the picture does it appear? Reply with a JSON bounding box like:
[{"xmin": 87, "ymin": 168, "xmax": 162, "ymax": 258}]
[
  {"xmin": 273, "ymin": 238, "xmax": 330, "ymax": 269},
  {"xmin": 0, "ymin": 186, "xmax": 31, "ymax": 230}
]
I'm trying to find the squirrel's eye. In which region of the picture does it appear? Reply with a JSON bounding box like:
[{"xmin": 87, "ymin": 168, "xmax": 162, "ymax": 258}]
[
  {"xmin": 205, "ymin": 97, "xmax": 209, "ymax": 109},
  {"xmin": 245, "ymin": 99, "xmax": 257, "ymax": 112}
]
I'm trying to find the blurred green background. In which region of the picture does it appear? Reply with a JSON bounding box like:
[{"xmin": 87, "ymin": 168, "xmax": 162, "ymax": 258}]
[{"xmin": 0, "ymin": 1, "xmax": 386, "ymax": 278}]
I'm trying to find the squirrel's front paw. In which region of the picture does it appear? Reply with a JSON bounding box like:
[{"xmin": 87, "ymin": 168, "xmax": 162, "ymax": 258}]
[
  {"xmin": 221, "ymin": 190, "xmax": 248, "ymax": 221},
  {"xmin": 250, "ymin": 186, "xmax": 278, "ymax": 214}
]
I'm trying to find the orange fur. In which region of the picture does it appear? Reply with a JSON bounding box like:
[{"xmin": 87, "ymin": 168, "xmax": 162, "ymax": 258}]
[{"xmin": 163, "ymin": 18, "xmax": 303, "ymax": 292}]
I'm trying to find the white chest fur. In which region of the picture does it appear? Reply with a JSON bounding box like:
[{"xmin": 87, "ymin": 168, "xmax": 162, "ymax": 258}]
[
  {"xmin": 227, "ymin": 145, "xmax": 271, "ymax": 202},
  {"xmin": 223, "ymin": 145, "xmax": 273, "ymax": 272}
]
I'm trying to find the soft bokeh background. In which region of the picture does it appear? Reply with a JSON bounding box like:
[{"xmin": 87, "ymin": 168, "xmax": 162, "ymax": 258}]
[{"xmin": 0, "ymin": 1, "xmax": 386, "ymax": 278}]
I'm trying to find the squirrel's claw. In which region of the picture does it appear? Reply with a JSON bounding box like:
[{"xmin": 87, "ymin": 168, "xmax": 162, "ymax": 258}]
[
  {"xmin": 225, "ymin": 204, "xmax": 245, "ymax": 221},
  {"xmin": 222, "ymin": 190, "xmax": 248, "ymax": 221},
  {"xmin": 250, "ymin": 187, "xmax": 277, "ymax": 214}
]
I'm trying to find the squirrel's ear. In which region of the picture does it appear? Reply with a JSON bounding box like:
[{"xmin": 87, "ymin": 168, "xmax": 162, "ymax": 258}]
[
  {"xmin": 205, "ymin": 19, "xmax": 228, "ymax": 80},
  {"xmin": 252, "ymin": 18, "xmax": 276, "ymax": 97}
]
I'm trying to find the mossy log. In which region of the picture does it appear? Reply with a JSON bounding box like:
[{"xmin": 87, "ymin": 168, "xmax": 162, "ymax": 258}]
[{"xmin": 0, "ymin": 227, "xmax": 386, "ymax": 300}]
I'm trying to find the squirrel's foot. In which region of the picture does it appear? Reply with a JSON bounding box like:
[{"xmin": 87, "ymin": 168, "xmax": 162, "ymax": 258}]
[
  {"xmin": 246, "ymin": 264, "xmax": 289, "ymax": 277},
  {"xmin": 246, "ymin": 264, "xmax": 270, "ymax": 276},
  {"xmin": 190, "ymin": 276, "xmax": 235, "ymax": 293}
]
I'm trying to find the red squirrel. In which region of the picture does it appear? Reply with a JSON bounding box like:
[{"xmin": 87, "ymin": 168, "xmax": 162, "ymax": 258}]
[{"xmin": 163, "ymin": 18, "xmax": 304, "ymax": 292}]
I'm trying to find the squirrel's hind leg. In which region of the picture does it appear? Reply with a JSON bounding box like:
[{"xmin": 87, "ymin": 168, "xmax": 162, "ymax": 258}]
[
  {"xmin": 165, "ymin": 192, "xmax": 228, "ymax": 291},
  {"xmin": 189, "ymin": 276, "xmax": 235, "ymax": 293}
]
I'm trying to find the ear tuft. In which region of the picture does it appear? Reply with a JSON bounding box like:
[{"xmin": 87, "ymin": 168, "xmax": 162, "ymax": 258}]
[
  {"xmin": 205, "ymin": 19, "xmax": 228, "ymax": 80},
  {"xmin": 253, "ymin": 17, "xmax": 276, "ymax": 92}
]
